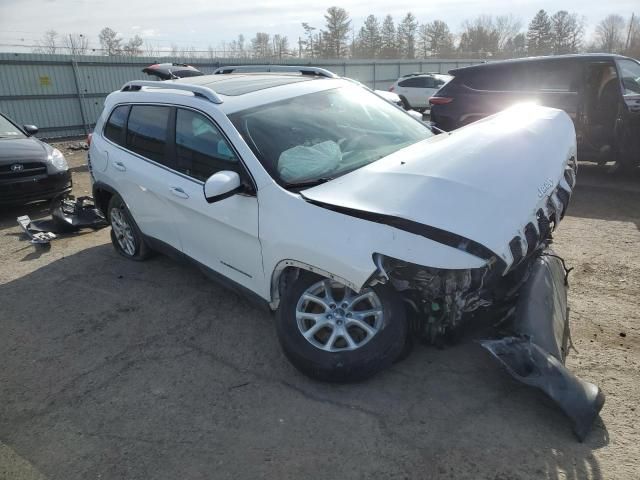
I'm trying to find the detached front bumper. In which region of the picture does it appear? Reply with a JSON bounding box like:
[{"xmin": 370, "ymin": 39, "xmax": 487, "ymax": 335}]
[
  {"xmin": 0, "ymin": 170, "xmax": 72, "ymax": 206},
  {"xmin": 480, "ymin": 252, "xmax": 605, "ymax": 441}
]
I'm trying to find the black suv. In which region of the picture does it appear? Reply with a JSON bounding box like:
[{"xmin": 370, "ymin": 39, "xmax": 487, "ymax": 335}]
[{"xmin": 430, "ymin": 54, "xmax": 640, "ymax": 169}]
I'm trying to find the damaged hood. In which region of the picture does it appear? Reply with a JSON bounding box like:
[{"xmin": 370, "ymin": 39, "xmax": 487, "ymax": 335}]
[{"xmin": 302, "ymin": 104, "xmax": 576, "ymax": 270}]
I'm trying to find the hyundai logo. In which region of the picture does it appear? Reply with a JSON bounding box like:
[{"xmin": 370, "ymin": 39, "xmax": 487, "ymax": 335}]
[{"xmin": 10, "ymin": 164, "xmax": 24, "ymax": 172}]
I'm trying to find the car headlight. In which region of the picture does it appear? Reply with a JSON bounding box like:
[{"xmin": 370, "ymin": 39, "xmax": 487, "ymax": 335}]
[{"xmin": 48, "ymin": 148, "xmax": 68, "ymax": 172}]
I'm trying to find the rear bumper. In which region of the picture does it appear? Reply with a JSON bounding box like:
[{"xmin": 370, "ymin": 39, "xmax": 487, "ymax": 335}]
[{"xmin": 0, "ymin": 170, "xmax": 72, "ymax": 205}]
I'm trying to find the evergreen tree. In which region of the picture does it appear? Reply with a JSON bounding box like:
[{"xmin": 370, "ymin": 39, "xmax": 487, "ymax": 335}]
[
  {"xmin": 380, "ymin": 15, "xmax": 397, "ymax": 59},
  {"xmin": 527, "ymin": 10, "xmax": 553, "ymax": 55},
  {"xmin": 398, "ymin": 12, "xmax": 418, "ymax": 58},
  {"xmin": 358, "ymin": 14, "xmax": 381, "ymax": 58},
  {"xmin": 322, "ymin": 6, "xmax": 351, "ymax": 58}
]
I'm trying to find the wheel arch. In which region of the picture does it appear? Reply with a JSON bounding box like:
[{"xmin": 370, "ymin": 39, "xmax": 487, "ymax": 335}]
[
  {"xmin": 92, "ymin": 181, "xmax": 117, "ymax": 217},
  {"xmin": 269, "ymin": 259, "xmax": 362, "ymax": 310}
]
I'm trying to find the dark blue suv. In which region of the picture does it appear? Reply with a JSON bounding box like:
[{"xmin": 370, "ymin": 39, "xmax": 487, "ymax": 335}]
[{"xmin": 430, "ymin": 54, "xmax": 640, "ymax": 169}]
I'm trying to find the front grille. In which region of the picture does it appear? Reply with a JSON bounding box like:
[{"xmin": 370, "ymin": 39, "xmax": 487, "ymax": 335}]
[
  {"xmin": 537, "ymin": 208, "xmax": 551, "ymax": 239},
  {"xmin": 556, "ymin": 187, "xmax": 571, "ymax": 219},
  {"xmin": 524, "ymin": 223, "xmax": 538, "ymax": 255},
  {"xmin": 509, "ymin": 237, "xmax": 524, "ymax": 265},
  {"xmin": 0, "ymin": 162, "xmax": 47, "ymax": 179}
]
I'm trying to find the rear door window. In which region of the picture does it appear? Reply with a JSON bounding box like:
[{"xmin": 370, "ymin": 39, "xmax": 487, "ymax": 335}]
[
  {"xmin": 174, "ymin": 108, "xmax": 239, "ymax": 182},
  {"xmin": 125, "ymin": 105, "xmax": 170, "ymax": 164},
  {"xmin": 104, "ymin": 105, "xmax": 129, "ymax": 145}
]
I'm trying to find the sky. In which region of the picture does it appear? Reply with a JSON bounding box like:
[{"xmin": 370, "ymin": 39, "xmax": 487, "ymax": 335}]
[{"xmin": 0, "ymin": 0, "xmax": 637, "ymax": 53}]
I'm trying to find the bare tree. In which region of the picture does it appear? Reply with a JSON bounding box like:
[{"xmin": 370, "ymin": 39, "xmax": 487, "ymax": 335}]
[
  {"xmin": 144, "ymin": 41, "xmax": 158, "ymax": 57},
  {"xmin": 596, "ymin": 14, "xmax": 626, "ymax": 53},
  {"xmin": 495, "ymin": 15, "xmax": 522, "ymax": 51},
  {"xmin": 34, "ymin": 30, "xmax": 59, "ymax": 54},
  {"xmin": 170, "ymin": 44, "xmax": 179, "ymax": 57},
  {"xmin": 459, "ymin": 16, "xmax": 500, "ymax": 55},
  {"xmin": 251, "ymin": 32, "xmax": 272, "ymax": 57},
  {"xmin": 123, "ymin": 35, "xmax": 144, "ymax": 56},
  {"xmin": 62, "ymin": 33, "xmax": 89, "ymax": 55},
  {"xmin": 322, "ymin": 6, "xmax": 351, "ymax": 58},
  {"xmin": 99, "ymin": 27, "xmax": 122, "ymax": 56},
  {"xmin": 272, "ymin": 34, "xmax": 289, "ymax": 59},
  {"xmin": 551, "ymin": 11, "xmax": 584, "ymax": 54}
]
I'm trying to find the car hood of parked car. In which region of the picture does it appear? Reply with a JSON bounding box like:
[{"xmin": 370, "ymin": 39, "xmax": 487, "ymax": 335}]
[
  {"xmin": 301, "ymin": 104, "xmax": 576, "ymax": 270},
  {"xmin": 0, "ymin": 137, "xmax": 48, "ymax": 164}
]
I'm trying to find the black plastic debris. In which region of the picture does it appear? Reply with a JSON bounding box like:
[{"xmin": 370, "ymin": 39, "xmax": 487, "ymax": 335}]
[
  {"xmin": 16, "ymin": 215, "xmax": 56, "ymax": 245},
  {"xmin": 480, "ymin": 252, "xmax": 605, "ymax": 441},
  {"xmin": 16, "ymin": 195, "xmax": 108, "ymax": 245}
]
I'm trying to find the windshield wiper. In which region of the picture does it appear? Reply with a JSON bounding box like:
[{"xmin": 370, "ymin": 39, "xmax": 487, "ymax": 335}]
[{"xmin": 283, "ymin": 177, "xmax": 334, "ymax": 189}]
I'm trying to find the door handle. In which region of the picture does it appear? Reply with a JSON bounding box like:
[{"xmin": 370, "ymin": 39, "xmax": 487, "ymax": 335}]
[
  {"xmin": 169, "ymin": 186, "xmax": 189, "ymax": 199},
  {"xmin": 113, "ymin": 161, "xmax": 126, "ymax": 172}
]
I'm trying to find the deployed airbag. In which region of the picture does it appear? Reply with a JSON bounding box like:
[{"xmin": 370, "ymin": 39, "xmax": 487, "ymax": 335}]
[{"xmin": 278, "ymin": 140, "xmax": 341, "ymax": 183}]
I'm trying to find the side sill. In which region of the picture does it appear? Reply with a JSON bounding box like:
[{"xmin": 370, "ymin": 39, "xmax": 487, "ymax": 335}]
[{"xmin": 142, "ymin": 234, "xmax": 271, "ymax": 313}]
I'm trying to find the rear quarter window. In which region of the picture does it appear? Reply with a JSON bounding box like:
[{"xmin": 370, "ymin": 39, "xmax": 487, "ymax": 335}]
[
  {"xmin": 103, "ymin": 105, "xmax": 129, "ymax": 145},
  {"xmin": 461, "ymin": 62, "xmax": 579, "ymax": 92}
]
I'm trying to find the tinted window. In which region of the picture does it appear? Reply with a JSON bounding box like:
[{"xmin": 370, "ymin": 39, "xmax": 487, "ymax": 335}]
[
  {"xmin": 399, "ymin": 77, "xmax": 423, "ymax": 88},
  {"xmin": 537, "ymin": 62, "xmax": 579, "ymax": 92},
  {"xmin": 617, "ymin": 59, "xmax": 640, "ymax": 97},
  {"xmin": 463, "ymin": 62, "xmax": 578, "ymax": 92},
  {"xmin": 126, "ymin": 105, "xmax": 170, "ymax": 164},
  {"xmin": 463, "ymin": 66, "xmax": 529, "ymax": 91},
  {"xmin": 104, "ymin": 105, "xmax": 129, "ymax": 145},
  {"xmin": 175, "ymin": 109, "xmax": 238, "ymax": 181}
]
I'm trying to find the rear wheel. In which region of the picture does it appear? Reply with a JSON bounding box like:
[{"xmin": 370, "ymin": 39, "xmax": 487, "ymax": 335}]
[
  {"xmin": 108, "ymin": 194, "xmax": 151, "ymax": 261},
  {"xmin": 275, "ymin": 273, "xmax": 407, "ymax": 382}
]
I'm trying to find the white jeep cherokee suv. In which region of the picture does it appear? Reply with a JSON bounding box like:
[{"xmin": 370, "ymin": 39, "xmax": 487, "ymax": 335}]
[{"xmin": 90, "ymin": 67, "xmax": 603, "ymax": 439}]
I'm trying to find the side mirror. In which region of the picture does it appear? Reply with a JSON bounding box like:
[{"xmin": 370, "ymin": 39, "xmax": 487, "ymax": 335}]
[
  {"xmin": 23, "ymin": 125, "xmax": 38, "ymax": 136},
  {"xmin": 204, "ymin": 170, "xmax": 242, "ymax": 203}
]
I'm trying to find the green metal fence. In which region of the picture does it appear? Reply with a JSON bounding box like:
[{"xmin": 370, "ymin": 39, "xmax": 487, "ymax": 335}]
[{"xmin": 0, "ymin": 53, "xmax": 484, "ymax": 139}]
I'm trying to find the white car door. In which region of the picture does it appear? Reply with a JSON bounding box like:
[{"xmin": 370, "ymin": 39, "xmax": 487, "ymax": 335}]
[
  {"xmin": 102, "ymin": 104, "xmax": 182, "ymax": 250},
  {"xmin": 161, "ymin": 107, "xmax": 263, "ymax": 292}
]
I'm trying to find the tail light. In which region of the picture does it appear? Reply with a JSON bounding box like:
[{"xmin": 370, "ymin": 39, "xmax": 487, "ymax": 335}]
[
  {"xmin": 429, "ymin": 97, "xmax": 453, "ymax": 105},
  {"xmin": 87, "ymin": 133, "xmax": 93, "ymax": 146},
  {"xmin": 389, "ymin": 85, "xmax": 395, "ymax": 92}
]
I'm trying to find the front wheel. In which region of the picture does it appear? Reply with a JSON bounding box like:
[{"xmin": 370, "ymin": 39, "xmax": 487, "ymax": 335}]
[{"xmin": 275, "ymin": 273, "xmax": 407, "ymax": 382}]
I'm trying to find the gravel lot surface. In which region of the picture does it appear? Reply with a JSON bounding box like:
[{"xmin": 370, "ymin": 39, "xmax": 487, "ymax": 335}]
[{"xmin": 1, "ymin": 143, "xmax": 638, "ymax": 479}]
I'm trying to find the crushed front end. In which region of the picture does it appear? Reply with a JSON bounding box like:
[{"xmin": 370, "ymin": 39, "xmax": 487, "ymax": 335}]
[{"xmin": 370, "ymin": 155, "xmax": 604, "ymax": 440}]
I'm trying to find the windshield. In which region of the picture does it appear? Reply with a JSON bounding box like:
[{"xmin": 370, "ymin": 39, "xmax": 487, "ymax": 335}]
[
  {"xmin": 229, "ymin": 85, "xmax": 432, "ymax": 186},
  {"xmin": 617, "ymin": 59, "xmax": 640, "ymax": 97},
  {"xmin": 0, "ymin": 115, "xmax": 25, "ymax": 139}
]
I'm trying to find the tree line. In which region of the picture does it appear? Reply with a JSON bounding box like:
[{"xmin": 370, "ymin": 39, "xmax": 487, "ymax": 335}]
[{"xmin": 31, "ymin": 8, "xmax": 639, "ymax": 60}]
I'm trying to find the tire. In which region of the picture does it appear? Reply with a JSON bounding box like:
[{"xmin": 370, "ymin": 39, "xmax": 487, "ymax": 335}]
[
  {"xmin": 107, "ymin": 194, "xmax": 151, "ymax": 261},
  {"xmin": 399, "ymin": 95, "xmax": 411, "ymax": 110},
  {"xmin": 275, "ymin": 272, "xmax": 407, "ymax": 383}
]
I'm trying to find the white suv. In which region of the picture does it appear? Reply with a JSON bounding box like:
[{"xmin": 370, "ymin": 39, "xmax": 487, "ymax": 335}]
[
  {"xmin": 389, "ymin": 72, "xmax": 453, "ymax": 110},
  {"xmin": 90, "ymin": 66, "xmax": 596, "ymax": 430}
]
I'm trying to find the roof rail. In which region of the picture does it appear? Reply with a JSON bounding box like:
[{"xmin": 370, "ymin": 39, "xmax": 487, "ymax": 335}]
[
  {"xmin": 213, "ymin": 65, "xmax": 338, "ymax": 78},
  {"xmin": 120, "ymin": 80, "xmax": 223, "ymax": 104}
]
